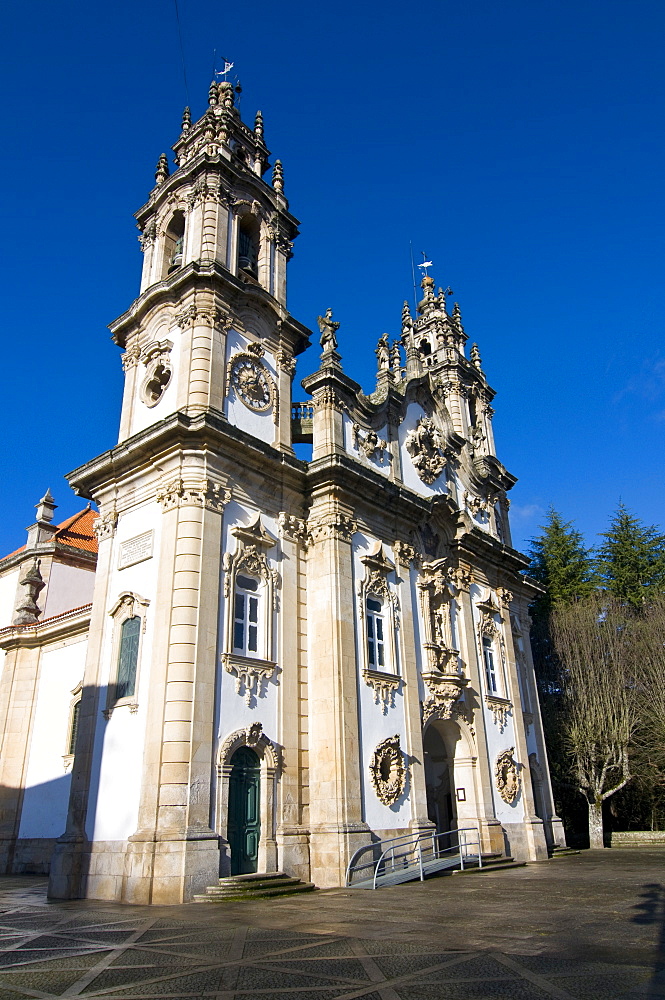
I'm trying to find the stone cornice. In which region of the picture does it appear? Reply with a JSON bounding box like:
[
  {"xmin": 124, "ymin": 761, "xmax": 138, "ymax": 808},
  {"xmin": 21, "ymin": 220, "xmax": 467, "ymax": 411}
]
[
  {"xmin": 109, "ymin": 259, "xmax": 312, "ymax": 356},
  {"xmin": 66, "ymin": 410, "xmax": 308, "ymax": 501},
  {"xmin": 135, "ymin": 149, "xmax": 301, "ymax": 232},
  {"xmin": 0, "ymin": 604, "xmax": 91, "ymax": 651},
  {"xmin": 0, "ymin": 544, "xmax": 96, "ymax": 575}
]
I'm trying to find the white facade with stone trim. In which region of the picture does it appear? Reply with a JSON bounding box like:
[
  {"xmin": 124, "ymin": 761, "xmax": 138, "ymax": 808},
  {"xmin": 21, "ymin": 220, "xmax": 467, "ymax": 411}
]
[{"xmin": 0, "ymin": 80, "xmax": 564, "ymax": 903}]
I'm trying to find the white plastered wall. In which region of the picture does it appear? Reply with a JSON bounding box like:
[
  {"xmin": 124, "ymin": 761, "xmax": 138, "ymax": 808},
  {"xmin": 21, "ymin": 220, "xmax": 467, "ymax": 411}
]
[
  {"xmin": 215, "ymin": 501, "xmax": 280, "ymax": 753},
  {"xmin": 224, "ymin": 331, "xmax": 278, "ymax": 444},
  {"xmin": 129, "ymin": 319, "xmax": 181, "ymax": 439},
  {"xmin": 0, "ymin": 569, "xmax": 20, "ymax": 629},
  {"xmin": 18, "ymin": 635, "xmax": 88, "ymax": 839},
  {"xmin": 43, "ymin": 563, "xmax": 95, "ymax": 619},
  {"xmin": 398, "ymin": 403, "xmax": 450, "ymax": 496},
  {"xmin": 86, "ymin": 502, "xmax": 161, "ymax": 842},
  {"xmin": 352, "ymin": 533, "xmax": 412, "ymax": 831},
  {"xmin": 469, "ymin": 584, "xmax": 524, "ymax": 825},
  {"xmin": 342, "ymin": 415, "xmax": 391, "ymax": 477}
]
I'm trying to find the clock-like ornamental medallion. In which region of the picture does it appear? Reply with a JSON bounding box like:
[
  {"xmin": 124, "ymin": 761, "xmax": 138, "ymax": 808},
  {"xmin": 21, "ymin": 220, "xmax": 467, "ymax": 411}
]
[{"xmin": 230, "ymin": 357, "xmax": 273, "ymax": 412}]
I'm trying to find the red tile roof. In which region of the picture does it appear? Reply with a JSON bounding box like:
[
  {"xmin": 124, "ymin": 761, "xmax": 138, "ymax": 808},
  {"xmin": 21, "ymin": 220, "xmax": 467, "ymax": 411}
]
[{"xmin": 0, "ymin": 507, "xmax": 99, "ymax": 563}]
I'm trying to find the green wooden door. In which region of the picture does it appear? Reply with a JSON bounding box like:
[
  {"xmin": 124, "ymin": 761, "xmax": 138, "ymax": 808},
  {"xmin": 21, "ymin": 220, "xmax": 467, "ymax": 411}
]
[{"xmin": 228, "ymin": 746, "xmax": 261, "ymax": 875}]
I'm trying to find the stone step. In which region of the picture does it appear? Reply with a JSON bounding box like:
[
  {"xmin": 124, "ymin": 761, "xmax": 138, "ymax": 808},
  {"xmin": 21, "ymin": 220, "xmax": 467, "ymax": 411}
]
[
  {"xmin": 548, "ymin": 846, "xmax": 581, "ymax": 858},
  {"xmin": 452, "ymin": 857, "xmax": 526, "ymax": 876},
  {"xmin": 192, "ymin": 873, "xmax": 316, "ymax": 903}
]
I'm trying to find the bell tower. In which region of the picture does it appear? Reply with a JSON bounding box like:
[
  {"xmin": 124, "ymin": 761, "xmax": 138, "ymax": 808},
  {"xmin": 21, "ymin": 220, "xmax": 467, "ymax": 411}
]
[
  {"xmin": 112, "ymin": 79, "xmax": 309, "ymax": 453},
  {"xmin": 48, "ymin": 80, "xmax": 312, "ymax": 905}
]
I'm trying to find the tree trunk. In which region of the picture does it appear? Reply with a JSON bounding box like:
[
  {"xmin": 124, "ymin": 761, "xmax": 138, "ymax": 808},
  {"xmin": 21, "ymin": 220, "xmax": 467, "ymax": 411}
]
[{"xmin": 588, "ymin": 799, "xmax": 604, "ymax": 848}]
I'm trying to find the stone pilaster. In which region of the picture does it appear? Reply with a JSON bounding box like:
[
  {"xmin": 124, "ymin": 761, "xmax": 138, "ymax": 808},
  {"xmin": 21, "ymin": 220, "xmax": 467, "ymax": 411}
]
[
  {"xmin": 393, "ymin": 543, "xmax": 431, "ymax": 834},
  {"xmin": 306, "ymin": 505, "xmax": 370, "ymax": 887},
  {"xmin": 121, "ymin": 474, "xmax": 228, "ymax": 904},
  {"xmin": 276, "ymin": 515, "xmax": 310, "ymax": 878}
]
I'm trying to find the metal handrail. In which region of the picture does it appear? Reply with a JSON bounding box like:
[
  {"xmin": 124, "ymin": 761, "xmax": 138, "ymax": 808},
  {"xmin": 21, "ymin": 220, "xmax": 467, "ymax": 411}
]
[{"xmin": 345, "ymin": 826, "xmax": 482, "ymax": 889}]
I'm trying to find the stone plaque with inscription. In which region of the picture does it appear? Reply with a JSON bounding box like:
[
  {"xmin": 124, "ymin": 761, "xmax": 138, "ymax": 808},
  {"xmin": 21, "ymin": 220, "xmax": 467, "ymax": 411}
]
[{"xmin": 118, "ymin": 530, "xmax": 154, "ymax": 569}]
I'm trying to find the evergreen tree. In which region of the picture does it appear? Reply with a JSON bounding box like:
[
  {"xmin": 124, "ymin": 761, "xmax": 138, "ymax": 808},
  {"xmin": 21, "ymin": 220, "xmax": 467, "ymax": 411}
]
[
  {"xmin": 598, "ymin": 502, "xmax": 665, "ymax": 608},
  {"xmin": 528, "ymin": 507, "xmax": 597, "ymax": 617}
]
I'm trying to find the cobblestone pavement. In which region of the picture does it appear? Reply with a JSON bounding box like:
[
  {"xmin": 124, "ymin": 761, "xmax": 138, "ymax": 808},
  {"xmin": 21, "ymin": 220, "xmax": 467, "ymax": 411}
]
[{"xmin": 0, "ymin": 849, "xmax": 662, "ymax": 999}]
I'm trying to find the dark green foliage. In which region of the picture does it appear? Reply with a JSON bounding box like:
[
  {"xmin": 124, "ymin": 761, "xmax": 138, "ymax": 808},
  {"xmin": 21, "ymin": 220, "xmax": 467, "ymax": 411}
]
[
  {"xmin": 598, "ymin": 502, "xmax": 665, "ymax": 608},
  {"xmin": 529, "ymin": 507, "xmax": 597, "ymax": 616}
]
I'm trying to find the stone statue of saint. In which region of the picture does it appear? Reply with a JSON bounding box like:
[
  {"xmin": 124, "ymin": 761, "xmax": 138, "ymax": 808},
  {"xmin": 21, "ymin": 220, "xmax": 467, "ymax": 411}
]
[
  {"xmin": 375, "ymin": 333, "xmax": 390, "ymax": 369},
  {"xmin": 317, "ymin": 308, "xmax": 340, "ymax": 353}
]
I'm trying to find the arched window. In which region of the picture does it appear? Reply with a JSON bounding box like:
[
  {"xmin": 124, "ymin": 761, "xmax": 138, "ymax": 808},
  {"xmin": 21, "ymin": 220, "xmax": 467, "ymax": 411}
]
[
  {"xmin": 366, "ymin": 595, "xmax": 387, "ymax": 671},
  {"xmin": 238, "ymin": 216, "xmax": 259, "ymax": 279},
  {"xmin": 116, "ymin": 616, "xmax": 141, "ymax": 700},
  {"xmin": 163, "ymin": 211, "xmax": 185, "ymax": 277},
  {"xmin": 233, "ymin": 575, "xmax": 261, "ymax": 657}
]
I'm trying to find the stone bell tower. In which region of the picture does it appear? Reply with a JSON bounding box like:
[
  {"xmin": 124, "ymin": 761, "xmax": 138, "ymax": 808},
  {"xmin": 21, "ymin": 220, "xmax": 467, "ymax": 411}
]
[
  {"xmin": 48, "ymin": 80, "xmax": 312, "ymax": 904},
  {"xmin": 113, "ymin": 79, "xmax": 308, "ymax": 453}
]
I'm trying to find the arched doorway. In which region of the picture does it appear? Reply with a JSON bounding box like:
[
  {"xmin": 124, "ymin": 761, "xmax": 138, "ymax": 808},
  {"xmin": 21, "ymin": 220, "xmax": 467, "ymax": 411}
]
[
  {"xmin": 423, "ymin": 716, "xmax": 479, "ymax": 839},
  {"xmin": 424, "ymin": 725, "xmax": 455, "ymax": 833},
  {"xmin": 228, "ymin": 746, "xmax": 261, "ymax": 875}
]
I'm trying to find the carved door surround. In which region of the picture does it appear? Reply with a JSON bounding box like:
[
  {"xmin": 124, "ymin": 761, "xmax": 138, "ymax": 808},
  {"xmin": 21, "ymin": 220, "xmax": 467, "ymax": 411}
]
[{"xmin": 216, "ymin": 723, "xmax": 281, "ymax": 875}]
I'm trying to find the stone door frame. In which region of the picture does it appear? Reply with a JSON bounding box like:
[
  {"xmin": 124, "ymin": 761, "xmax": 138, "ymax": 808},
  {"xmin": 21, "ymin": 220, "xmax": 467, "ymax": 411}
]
[{"xmin": 217, "ymin": 723, "xmax": 280, "ymax": 874}]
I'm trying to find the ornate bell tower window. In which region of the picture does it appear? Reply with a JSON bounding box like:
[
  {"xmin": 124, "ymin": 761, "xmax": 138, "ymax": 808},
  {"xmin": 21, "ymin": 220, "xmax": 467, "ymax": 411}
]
[
  {"xmin": 238, "ymin": 215, "xmax": 259, "ymax": 279},
  {"xmin": 163, "ymin": 211, "xmax": 185, "ymax": 277}
]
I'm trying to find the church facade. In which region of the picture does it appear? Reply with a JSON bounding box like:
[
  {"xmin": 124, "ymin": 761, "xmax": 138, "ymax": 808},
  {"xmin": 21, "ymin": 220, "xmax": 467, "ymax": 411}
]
[{"xmin": 0, "ymin": 80, "xmax": 563, "ymax": 904}]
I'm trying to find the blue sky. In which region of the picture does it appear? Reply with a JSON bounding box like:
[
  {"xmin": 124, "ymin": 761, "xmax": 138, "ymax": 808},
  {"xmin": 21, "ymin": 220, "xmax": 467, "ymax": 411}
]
[{"xmin": 2, "ymin": 0, "xmax": 664, "ymax": 557}]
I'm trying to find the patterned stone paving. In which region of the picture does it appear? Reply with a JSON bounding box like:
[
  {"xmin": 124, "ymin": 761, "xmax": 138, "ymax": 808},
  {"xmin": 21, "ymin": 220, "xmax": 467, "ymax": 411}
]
[{"xmin": 0, "ymin": 851, "xmax": 661, "ymax": 999}]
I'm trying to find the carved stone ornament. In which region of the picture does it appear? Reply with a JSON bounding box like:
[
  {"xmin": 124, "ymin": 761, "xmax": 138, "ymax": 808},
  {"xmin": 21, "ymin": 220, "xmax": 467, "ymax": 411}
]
[
  {"xmin": 218, "ymin": 722, "xmax": 281, "ymax": 772},
  {"xmin": 495, "ymin": 747, "xmax": 521, "ymax": 804},
  {"xmin": 369, "ymin": 735, "xmax": 407, "ymax": 806},
  {"xmin": 278, "ymin": 512, "xmax": 310, "ymax": 547},
  {"xmin": 464, "ymin": 491, "xmax": 491, "ymax": 517},
  {"xmin": 352, "ymin": 423, "xmax": 387, "ymax": 462},
  {"xmin": 121, "ymin": 346, "xmax": 141, "ymax": 371},
  {"xmin": 140, "ymin": 341, "xmax": 173, "ymax": 408},
  {"xmin": 13, "ymin": 559, "xmax": 45, "ymax": 625},
  {"xmin": 405, "ymin": 418, "xmax": 447, "ymax": 485},
  {"xmin": 418, "ymin": 560, "xmax": 459, "ymax": 674},
  {"xmin": 227, "ymin": 350, "xmax": 278, "ymax": 420},
  {"xmin": 308, "ymin": 512, "xmax": 357, "ymax": 543},
  {"xmin": 156, "ymin": 477, "xmax": 230, "ymax": 513},
  {"xmin": 138, "ymin": 219, "xmax": 157, "ymax": 251},
  {"xmin": 422, "ymin": 674, "xmax": 468, "ymax": 726},
  {"xmin": 485, "ymin": 694, "xmax": 512, "ymax": 732},
  {"xmin": 276, "ymin": 348, "xmax": 297, "ymax": 378},
  {"xmin": 222, "ymin": 652, "xmax": 277, "ymax": 706},
  {"xmin": 94, "ymin": 508, "xmax": 118, "ymax": 542}
]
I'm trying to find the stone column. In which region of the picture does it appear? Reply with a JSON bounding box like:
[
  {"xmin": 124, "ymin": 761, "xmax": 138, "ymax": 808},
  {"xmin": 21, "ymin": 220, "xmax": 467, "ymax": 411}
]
[{"xmin": 306, "ymin": 505, "xmax": 370, "ymax": 888}]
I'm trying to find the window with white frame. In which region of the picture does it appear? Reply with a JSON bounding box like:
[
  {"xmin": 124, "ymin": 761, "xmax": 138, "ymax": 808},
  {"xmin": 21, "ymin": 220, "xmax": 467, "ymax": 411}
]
[
  {"xmin": 366, "ymin": 595, "xmax": 388, "ymax": 671},
  {"xmin": 483, "ymin": 635, "xmax": 498, "ymax": 694},
  {"xmin": 233, "ymin": 575, "xmax": 261, "ymax": 656}
]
